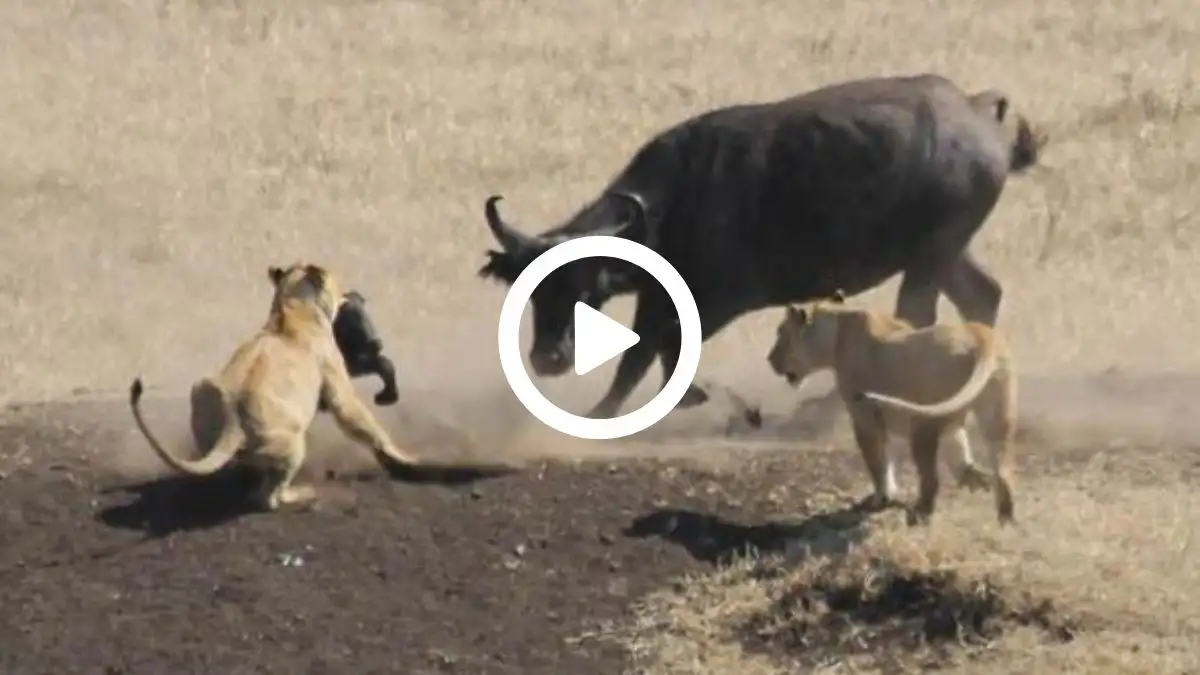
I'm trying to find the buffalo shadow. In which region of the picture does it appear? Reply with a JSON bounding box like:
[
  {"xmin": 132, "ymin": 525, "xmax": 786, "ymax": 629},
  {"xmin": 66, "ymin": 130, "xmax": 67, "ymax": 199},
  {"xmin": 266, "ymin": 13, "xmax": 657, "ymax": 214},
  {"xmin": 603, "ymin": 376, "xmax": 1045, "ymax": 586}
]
[{"xmin": 96, "ymin": 460, "xmax": 514, "ymax": 538}]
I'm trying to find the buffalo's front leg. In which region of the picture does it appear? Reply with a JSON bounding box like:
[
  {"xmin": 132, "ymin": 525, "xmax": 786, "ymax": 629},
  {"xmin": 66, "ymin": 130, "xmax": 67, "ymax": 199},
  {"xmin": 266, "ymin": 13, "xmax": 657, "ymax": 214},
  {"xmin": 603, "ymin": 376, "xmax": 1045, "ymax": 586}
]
[
  {"xmin": 585, "ymin": 294, "xmax": 669, "ymax": 419},
  {"xmin": 657, "ymin": 302, "xmax": 743, "ymax": 410}
]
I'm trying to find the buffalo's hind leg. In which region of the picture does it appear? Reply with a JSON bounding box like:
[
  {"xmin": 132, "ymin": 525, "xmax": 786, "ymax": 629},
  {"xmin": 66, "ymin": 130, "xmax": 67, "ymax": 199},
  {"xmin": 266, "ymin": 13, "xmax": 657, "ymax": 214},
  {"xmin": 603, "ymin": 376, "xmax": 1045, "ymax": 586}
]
[
  {"xmin": 940, "ymin": 252, "xmax": 1003, "ymax": 327},
  {"xmin": 895, "ymin": 269, "xmax": 940, "ymax": 329}
]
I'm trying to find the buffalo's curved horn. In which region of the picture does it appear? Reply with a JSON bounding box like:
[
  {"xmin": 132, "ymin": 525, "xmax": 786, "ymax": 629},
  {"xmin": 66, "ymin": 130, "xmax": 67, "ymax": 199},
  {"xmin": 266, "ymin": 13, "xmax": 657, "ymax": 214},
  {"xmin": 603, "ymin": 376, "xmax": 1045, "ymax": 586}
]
[
  {"xmin": 484, "ymin": 195, "xmax": 537, "ymax": 251},
  {"xmin": 607, "ymin": 191, "xmax": 649, "ymax": 235}
]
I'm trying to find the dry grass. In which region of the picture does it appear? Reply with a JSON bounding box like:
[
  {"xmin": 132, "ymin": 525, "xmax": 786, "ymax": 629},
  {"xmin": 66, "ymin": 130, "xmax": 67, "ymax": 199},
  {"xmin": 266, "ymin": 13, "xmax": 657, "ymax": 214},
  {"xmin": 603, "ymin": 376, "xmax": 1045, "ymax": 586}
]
[
  {"xmin": 3, "ymin": 0, "xmax": 1200, "ymax": 672},
  {"xmin": 2, "ymin": 0, "xmax": 1199, "ymax": 407},
  {"xmin": 621, "ymin": 462, "xmax": 1200, "ymax": 674}
]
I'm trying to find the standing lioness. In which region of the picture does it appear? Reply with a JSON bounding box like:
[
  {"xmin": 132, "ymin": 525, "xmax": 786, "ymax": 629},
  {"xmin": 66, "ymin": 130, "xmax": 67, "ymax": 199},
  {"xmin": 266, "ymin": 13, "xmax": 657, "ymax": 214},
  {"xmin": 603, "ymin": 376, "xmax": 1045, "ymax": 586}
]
[
  {"xmin": 129, "ymin": 262, "xmax": 419, "ymax": 511},
  {"xmin": 766, "ymin": 291, "xmax": 1017, "ymax": 526}
]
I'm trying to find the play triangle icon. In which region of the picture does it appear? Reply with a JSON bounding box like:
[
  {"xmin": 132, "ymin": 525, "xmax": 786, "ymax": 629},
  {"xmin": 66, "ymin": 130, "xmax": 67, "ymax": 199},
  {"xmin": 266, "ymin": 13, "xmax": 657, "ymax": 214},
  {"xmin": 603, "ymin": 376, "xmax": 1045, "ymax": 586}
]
[{"xmin": 572, "ymin": 302, "xmax": 641, "ymax": 376}]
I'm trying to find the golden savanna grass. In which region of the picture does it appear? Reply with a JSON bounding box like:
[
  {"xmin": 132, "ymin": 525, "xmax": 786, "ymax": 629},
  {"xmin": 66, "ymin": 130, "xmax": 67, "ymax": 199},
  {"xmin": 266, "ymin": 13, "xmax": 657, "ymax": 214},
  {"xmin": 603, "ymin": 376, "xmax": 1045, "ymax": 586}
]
[
  {"xmin": 619, "ymin": 450, "xmax": 1200, "ymax": 673},
  {"xmin": 2, "ymin": 0, "xmax": 1199, "ymax": 672}
]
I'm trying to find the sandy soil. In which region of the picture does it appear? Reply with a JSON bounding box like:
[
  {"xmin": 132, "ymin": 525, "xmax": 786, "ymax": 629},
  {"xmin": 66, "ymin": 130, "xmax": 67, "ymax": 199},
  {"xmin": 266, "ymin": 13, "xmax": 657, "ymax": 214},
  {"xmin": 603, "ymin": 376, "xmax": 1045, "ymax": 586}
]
[{"xmin": 1, "ymin": 0, "xmax": 1198, "ymax": 673}]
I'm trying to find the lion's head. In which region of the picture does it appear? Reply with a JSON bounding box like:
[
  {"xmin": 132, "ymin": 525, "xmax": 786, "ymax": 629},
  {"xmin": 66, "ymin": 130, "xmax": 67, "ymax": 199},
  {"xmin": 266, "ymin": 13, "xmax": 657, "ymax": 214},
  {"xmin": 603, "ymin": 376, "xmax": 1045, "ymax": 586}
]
[
  {"xmin": 267, "ymin": 262, "xmax": 345, "ymax": 323},
  {"xmin": 766, "ymin": 290, "xmax": 846, "ymax": 388}
]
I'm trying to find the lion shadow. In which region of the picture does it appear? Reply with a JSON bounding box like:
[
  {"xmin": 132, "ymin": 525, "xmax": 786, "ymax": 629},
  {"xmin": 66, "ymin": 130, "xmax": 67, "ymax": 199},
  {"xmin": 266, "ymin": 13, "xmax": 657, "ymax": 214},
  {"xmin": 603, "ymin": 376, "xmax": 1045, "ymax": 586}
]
[
  {"xmin": 624, "ymin": 499, "xmax": 890, "ymax": 567},
  {"xmin": 96, "ymin": 461, "xmax": 514, "ymax": 538}
]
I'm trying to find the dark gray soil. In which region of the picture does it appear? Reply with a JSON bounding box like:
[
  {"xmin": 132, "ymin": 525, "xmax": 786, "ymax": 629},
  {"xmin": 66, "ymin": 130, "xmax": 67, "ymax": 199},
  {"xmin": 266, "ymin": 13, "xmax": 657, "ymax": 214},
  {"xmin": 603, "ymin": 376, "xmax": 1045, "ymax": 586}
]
[{"xmin": 0, "ymin": 404, "xmax": 860, "ymax": 675}]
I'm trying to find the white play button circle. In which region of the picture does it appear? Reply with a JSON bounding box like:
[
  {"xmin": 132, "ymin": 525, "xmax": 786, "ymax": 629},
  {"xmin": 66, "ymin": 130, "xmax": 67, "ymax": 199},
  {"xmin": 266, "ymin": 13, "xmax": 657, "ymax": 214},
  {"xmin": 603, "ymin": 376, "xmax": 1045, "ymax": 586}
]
[
  {"xmin": 496, "ymin": 235, "xmax": 702, "ymax": 441},
  {"xmin": 571, "ymin": 302, "xmax": 641, "ymax": 377}
]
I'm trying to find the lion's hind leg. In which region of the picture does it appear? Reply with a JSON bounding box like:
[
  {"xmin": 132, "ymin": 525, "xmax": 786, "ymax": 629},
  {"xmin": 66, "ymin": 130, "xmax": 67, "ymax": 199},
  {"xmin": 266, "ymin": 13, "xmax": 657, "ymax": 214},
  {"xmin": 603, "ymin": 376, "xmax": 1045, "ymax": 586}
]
[
  {"xmin": 974, "ymin": 380, "xmax": 1018, "ymax": 525},
  {"xmin": 190, "ymin": 378, "xmax": 229, "ymax": 454},
  {"xmin": 906, "ymin": 422, "xmax": 943, "ymax": 527},
  {"xmin": 254, "ymin": 433, "xmax": 317, "ymax": 511}
]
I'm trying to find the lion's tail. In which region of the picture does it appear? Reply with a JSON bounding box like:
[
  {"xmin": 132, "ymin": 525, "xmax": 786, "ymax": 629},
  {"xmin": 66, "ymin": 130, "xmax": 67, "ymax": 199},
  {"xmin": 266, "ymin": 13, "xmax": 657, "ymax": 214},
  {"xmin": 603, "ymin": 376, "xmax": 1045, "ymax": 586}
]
[
  {"xmin": 128, "ymin": 377, "xmax": 243, "ymax": 476},
  {"xmin": 860, "ymin": 328, "xmax": 1000, "ymax": 419}
]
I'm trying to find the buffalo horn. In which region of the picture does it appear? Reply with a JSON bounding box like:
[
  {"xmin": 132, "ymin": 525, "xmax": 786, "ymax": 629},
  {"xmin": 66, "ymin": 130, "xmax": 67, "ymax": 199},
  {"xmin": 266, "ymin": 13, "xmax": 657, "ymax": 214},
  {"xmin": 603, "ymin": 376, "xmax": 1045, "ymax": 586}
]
[{"xmin": 484, "ymin": 195, "xmax": 538, "ymax": 251}]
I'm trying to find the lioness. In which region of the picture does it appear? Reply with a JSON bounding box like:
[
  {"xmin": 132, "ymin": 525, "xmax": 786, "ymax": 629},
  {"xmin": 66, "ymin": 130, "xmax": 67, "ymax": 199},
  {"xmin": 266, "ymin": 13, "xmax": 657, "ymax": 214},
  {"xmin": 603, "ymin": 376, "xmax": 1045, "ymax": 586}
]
[
  {"xmin": 766, "ymin": 291, "xmax": 1016, "ymax": 526},
  {"xmin": 129, "ymin": 262, "xmax": 420, "ymax": 511}
]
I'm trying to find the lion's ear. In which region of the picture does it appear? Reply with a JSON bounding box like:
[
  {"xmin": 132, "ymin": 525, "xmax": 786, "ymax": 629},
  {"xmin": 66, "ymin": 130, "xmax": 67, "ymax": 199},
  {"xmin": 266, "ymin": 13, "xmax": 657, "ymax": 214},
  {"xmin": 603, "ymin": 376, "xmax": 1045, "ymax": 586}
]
[
  {"xmin": 268, "ymin": 266, "xmax": 285, "ymax": 286},
  {"xmin": 831, "ymin": 289, "xmax": 846, "ymax": 304},
  {"xmin": 786, "ymin": 304, "xmax": 809, "ymax": 325},
  {"xmin": 303, "ymin": 264, "xmax": 328, "ymax": 290}
]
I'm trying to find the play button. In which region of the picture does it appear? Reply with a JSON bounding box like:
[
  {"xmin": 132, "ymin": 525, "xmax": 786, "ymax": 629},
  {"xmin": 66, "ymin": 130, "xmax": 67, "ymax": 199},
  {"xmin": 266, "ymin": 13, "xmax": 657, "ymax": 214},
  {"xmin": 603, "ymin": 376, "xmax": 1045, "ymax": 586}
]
[
  {"xmin": 496, "ymin": 235, "xmax": 702, "ymax": 440},
  {"xmin": 572, "ymin": 302, "xmax": 640, "ymax": 376}
]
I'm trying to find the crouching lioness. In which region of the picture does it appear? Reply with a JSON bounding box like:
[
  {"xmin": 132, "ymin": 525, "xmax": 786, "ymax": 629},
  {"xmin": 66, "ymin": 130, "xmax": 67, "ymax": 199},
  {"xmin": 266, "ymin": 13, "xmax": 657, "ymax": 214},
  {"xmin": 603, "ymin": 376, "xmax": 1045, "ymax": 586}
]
[
  {"xmin": 129, "ymin": 262, "xmax": 420, "ymax": 511},
  {"xmin": 766, "ymin": 291, "xmax": 1017, "ymax": 526}
]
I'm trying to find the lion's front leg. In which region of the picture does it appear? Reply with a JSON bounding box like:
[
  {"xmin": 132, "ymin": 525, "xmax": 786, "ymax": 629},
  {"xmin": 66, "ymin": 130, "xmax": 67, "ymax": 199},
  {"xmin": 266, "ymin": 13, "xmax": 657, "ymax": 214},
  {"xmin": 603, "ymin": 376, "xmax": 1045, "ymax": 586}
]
[
  {"xmin": 849, "ymin": 406, "xmax": 898, "ymax": 511},
  {"xmin": 320, "ymin": 361, "xmax": 419, "ymax": 470}
]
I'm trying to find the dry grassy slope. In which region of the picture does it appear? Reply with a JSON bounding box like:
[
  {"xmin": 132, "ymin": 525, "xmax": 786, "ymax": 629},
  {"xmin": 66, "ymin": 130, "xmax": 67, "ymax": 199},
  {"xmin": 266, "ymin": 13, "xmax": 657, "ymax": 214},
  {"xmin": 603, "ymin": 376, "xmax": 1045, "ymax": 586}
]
[
  {"xmin": 1, "ymin": 0, "xmax": 1198, "ymax": 412},
  {"xmin": 622, "ymin": 458, "xmax": 1200, "ymax": 675}
]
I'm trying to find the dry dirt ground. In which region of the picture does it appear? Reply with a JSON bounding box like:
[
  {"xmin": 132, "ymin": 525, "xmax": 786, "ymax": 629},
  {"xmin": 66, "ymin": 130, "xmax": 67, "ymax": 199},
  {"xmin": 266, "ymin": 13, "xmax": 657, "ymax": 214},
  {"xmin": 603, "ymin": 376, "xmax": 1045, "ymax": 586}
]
[{"xmin": 2, "ymin": 0, "xmax": 1200, "ymax": 673}]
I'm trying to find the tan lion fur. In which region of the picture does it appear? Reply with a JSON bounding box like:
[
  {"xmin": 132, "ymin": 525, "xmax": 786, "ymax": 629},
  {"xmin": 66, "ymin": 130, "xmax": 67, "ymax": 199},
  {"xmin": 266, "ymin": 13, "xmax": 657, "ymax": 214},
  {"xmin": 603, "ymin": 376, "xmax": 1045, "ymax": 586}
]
[
  {"xmin": 128, "ymin": 262, "xmax": 419, "ymax": 511},
  {"xmin": 766, "ymin": 290, "xmax": 1017, "ymax": 526}
]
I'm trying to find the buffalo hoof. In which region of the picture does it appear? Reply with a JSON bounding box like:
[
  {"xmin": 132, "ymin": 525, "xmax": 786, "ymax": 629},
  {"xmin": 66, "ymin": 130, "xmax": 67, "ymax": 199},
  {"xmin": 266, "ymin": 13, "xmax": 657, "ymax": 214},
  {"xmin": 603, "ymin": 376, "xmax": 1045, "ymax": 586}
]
[
  {"xmin": 373, "ymin": 388, "xmax": 399, "ymax": 406},
  {"xmin": 676, "ymin": 384, "xmax": 710, "ymax": 409},
  {"xmin": 742, "ymin": 405, "xmax": 763, "ymax": 429}
]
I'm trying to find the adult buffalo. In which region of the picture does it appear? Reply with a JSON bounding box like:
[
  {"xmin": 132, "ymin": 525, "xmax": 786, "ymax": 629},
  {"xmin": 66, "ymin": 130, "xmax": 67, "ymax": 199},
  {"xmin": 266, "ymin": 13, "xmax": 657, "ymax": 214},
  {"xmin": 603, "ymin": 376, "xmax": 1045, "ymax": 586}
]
[{"xmin": 478, "ymin": 73, "xmax": 1044, "ymax": 420}]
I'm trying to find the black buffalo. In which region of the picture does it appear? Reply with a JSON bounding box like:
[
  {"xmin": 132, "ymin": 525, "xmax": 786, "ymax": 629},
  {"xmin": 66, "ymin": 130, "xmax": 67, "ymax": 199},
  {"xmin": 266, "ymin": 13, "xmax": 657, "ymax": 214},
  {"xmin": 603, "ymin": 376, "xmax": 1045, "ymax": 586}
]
[{"xmin": 477, "ymin": 73, "xmax": 1045, "ymax": 420}]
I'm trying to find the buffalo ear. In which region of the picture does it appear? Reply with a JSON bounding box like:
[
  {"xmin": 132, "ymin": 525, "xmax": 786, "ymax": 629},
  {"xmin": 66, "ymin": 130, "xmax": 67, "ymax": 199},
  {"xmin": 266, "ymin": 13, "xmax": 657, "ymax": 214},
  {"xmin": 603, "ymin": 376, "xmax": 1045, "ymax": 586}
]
[
  {"xmin": 477, "ymin": 249, "xmax": 523, "ymax": 285},
  {"xmin": 606, "ymin": 191, "xmax": 654, "ymax": 246}
]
